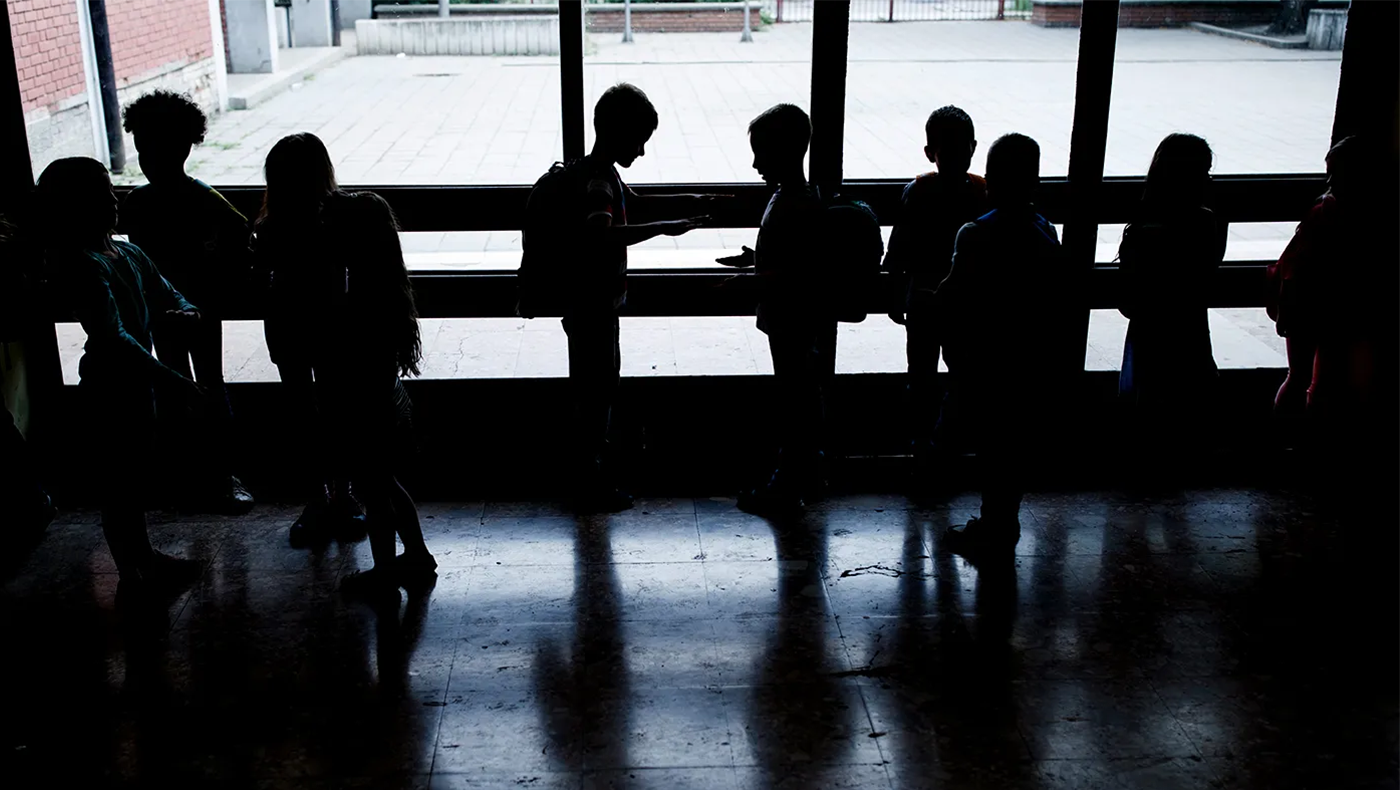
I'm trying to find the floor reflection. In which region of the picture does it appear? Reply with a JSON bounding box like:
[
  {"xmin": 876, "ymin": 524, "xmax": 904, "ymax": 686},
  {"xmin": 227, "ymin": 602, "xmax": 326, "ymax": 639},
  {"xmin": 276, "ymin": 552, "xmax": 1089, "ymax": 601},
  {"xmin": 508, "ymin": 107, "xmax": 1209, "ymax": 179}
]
[{"xmin": 0, "ymin": 490, "xmax": 1394, "ymax": 788}]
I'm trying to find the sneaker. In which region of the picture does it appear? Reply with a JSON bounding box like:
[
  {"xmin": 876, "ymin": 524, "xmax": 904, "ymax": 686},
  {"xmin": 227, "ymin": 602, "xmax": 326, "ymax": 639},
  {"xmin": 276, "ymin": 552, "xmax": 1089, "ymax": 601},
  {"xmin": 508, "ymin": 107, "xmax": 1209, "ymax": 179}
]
[
  {"xmin": 341, "ymin": 566, "xmax": 401, "ymax": 602},
  {"xmin": 224, "ymin": 476, "xmax": 255, "ymax": 515},
  {"xmin": 392, "ymin": 551, "xmax": 439, "ymax": 588},
  {"xmin": 289, "ymin": 496, "xmax": 329, "ymax": 548},
  {"xmin": 943, "ymin": 516, "xmax": 1021, "ymax": 560}
]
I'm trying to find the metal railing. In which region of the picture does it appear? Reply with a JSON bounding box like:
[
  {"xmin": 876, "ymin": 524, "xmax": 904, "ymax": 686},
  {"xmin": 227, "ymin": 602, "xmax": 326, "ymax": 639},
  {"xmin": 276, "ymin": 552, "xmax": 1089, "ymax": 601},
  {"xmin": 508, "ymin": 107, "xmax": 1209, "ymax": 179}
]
[{"xmin": 766, "ymin": 0, "xmax": 1030, "ymax": 23}]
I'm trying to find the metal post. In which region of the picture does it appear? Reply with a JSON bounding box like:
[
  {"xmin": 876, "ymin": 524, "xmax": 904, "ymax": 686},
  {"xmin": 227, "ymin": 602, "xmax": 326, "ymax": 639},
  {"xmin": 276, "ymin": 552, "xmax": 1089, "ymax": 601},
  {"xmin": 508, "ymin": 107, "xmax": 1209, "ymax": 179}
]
[
  {"xmin": 888, "ymin": 0, "xmax": 895, "ymax": 23},
  {"xmin": 623, "ymin": 0, "xmax": 633, "ymax": 43},
  {"xmin": 331, "ymin": 0, "xmax": 341, "ymax": 46},
  {"xmin": 997, "ymin": 0, "xmax": 1006, "ymax": 20},
  {"xmin": 741, "ymin": 0, "xmax": 752, "ymax": 42},
  {"xmin": 560, "ymin": 1, "xmax": 586, "ymax": 162},
  {"xmin": 0, "ymin": 1, "xmax": 33, "ymax": 208},
  {"xmin": 1062, "ymin": 0, "xmax": 1120, "ymax": 376},
  {"xmin": 809, "ymin": 0, "xmax": 849, "ymax": 195},
  {"xmin": 776, "ymin": 0, "xmax": 783, "ymax": 23},
  {"xmin": 438, "ymin": 0, "xmax": 449, "ymax": 18},
  {"xmin": 86, "ymin": 0, "xmax": 125, "ymax": 173}
]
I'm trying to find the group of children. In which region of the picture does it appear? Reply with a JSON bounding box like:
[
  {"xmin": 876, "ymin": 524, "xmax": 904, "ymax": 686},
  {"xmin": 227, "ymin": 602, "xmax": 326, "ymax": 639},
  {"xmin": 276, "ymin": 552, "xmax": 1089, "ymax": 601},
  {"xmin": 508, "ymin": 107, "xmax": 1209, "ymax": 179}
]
[{"xmin": 5, "ymin": 82, "xmax": 1390, "ymax": 598}]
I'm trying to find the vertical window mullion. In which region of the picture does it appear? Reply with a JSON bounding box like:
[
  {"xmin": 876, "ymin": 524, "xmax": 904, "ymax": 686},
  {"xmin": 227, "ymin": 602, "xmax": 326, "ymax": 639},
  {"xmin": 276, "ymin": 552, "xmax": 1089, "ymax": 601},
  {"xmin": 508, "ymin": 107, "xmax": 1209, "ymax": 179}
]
[
  {"xmin": 1063, "ymin": 0, "xmax": 1120, "ymax": 372},
  {"xmin": 809, "ymin": 0, "xmax": 850, "ymax": 194},
  {"xmin": 560, "ymin": 0, "xmax": 586, "ymax": 163}
]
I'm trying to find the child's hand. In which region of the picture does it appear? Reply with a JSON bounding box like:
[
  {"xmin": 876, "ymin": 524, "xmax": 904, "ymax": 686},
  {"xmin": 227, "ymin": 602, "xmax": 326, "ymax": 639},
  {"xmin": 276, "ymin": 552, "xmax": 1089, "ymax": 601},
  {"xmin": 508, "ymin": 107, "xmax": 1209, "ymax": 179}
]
[
  {"xmin": 716, "ymin": 246, "xmax": 755, "ymax": 268},
  {"xmin": 166, "ymin": 309, "xmax": 201, "ymax": 322},
  {"xmin": 662, "ymin": 218, "xmax": 706, "ymax": 236}
]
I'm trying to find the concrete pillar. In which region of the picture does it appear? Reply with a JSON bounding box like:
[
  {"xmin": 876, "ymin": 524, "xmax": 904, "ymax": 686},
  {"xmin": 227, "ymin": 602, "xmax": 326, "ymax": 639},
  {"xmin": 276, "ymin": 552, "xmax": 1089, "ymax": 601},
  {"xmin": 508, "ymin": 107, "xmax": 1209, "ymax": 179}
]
[
  {"xmin": 339, "ymin": 0, "xmax": 372, "ymax": 29},
  {"xmin": 226, "ymin": 0, "xmax": 280, "ymax": 73},
  {"xmin": 289, "ymin": 0, "xmax": 334, "ymax": 46}
]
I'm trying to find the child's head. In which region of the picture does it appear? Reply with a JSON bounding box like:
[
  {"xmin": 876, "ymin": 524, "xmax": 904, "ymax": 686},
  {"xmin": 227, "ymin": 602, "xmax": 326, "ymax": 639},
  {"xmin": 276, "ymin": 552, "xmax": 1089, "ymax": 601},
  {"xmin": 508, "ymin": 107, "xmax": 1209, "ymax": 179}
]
[
  {"xmin": 747, "ymin": 103, "xmax": 810, "ymax": 186},
  {"xmin": 261, "ymin": 133, "xmax": 337, "ymax": 221},
  {"xmin": 593, "ymin": 83, "xmax": 658, "ymax": 168},
  {"xmin": 122, "ymin": 90, "xmax": 207, "ymax": 185},
  {"xmin": 1143, "ymin": 133, "xmax": 1213, "ymax": 208},
  {"xmin": 35, "ymin": 157, "xmax": 116, "ymax": 247},
  {"xmin": 984, "ymin": 133, "xmax": 1039, "ymax": 207},
  {"xmin": 924, "ymin": 105, "xmax": 976, "ymax": 176}
]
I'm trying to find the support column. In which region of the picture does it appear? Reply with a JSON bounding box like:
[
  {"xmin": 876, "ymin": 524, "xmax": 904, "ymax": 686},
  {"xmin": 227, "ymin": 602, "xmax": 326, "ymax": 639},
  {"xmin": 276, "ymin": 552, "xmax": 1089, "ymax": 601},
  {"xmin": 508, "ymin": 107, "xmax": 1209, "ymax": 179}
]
[
  {"xmin": 809, "ymin": 0, "xmax": 849, "ymax": 196},
  {"xmin": 289, "ymin": 0, "xmax": 334, "ymax": 47},
  {"xmin": 1331, "ymin": 0, "xmax": 1398, "ymax": 155},
  {"xmin": 560, "ymin": 0, "xmax": 585, "ymax": 162},
  {"xmin": 1061, "ymin": 0, "xmax": 1119, "ymax": 375},
  {"xmin": 226, "ymin": 0, "xmax": 280, "ymax": 73}
]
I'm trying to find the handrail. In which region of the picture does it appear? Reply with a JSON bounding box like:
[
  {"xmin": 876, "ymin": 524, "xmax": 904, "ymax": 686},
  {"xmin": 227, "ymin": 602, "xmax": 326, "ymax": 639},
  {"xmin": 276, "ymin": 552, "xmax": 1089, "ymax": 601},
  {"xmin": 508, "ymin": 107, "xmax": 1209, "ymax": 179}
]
[
  {"xmin": 114, "ymin": 175, "xmax": 1325, "ymax": 233},
  {"xmin": 93, "ymin": 177, "xmax": 1318, "ymax": 320}
]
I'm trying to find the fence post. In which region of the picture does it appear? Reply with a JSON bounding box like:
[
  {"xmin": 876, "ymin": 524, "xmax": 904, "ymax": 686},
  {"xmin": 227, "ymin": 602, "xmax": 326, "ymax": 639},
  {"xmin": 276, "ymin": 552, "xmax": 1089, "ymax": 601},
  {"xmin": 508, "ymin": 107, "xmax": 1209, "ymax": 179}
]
[
  {"xmin": 998, "ymin": 0, "xmax": 1005, "ymax": 20},
  {"xmin": 623, "ymin": 0, "xmax": 633, "ymax": 42},
  {"xmin": 741, "ymin": 0, "xmax": 753, "ymax": 41},
  {"xmin": 438, "ymin": 0, "xmax": 449, "ymax": 18},
  {"xmin": 888, "ymin": 0, "xmax": 895, "ymax": 23},
  {"xmin": 776, "ymin": 0, "xmax": 782, "ymax": 23}
]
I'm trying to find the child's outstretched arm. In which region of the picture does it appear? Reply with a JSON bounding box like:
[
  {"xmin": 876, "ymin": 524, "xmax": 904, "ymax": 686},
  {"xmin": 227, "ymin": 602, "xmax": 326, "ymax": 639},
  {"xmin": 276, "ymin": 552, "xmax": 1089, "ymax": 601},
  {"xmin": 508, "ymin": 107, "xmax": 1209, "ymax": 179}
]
[{"xmin": 69, "ymin": 263, "xmax": 194, "ymax": 390}]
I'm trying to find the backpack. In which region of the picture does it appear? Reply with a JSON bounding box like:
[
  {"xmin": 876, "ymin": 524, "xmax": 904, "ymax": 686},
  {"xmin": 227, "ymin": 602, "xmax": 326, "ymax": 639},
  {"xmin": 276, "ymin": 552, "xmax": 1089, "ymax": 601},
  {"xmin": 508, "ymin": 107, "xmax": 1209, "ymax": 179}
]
[
  {"xmin": 517, "ymin": 160, "xmax": 583, "ymax": 318},
  {"xmin": 817, "ymin": 193, "xmax": 884, "ymax": 323}
]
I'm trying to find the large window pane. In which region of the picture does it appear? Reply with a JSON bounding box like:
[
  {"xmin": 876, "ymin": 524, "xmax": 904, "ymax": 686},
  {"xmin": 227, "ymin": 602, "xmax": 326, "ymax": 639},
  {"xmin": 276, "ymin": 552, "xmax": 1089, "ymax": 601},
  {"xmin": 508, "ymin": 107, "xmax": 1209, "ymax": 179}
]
[
  {"xmin": 7, "ymin": 0, "xmax": 567, "ymax": 187},
  {"xmin": 1105, "ymin": 26, "xmax": 1341, "ymax": 177},
  {"xmin": 843, "ymin": 14, "xmax": 1076, "ymax": 180}
]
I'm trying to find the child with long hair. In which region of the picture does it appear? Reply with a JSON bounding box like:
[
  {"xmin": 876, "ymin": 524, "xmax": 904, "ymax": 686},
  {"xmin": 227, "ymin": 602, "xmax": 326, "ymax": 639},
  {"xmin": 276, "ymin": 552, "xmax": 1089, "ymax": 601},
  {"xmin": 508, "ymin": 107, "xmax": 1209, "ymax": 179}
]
[
  {"xmin": 257, "ymin": 133, "xmax": 433, "ymax": 591},
  {"xmin": 37, "ymin": 157, "xmax": 204, "ymax": 594},
  {"xmin": 255, "ymin": 133, "xmax": 365, "ymax": 545},
  {"xmin": 1117, "ymin": 133, "xmax": 1226, "ymax": 471},
  {"xmin": 318, "ymin": 190, "xmax": 434, "ymax": 591}
]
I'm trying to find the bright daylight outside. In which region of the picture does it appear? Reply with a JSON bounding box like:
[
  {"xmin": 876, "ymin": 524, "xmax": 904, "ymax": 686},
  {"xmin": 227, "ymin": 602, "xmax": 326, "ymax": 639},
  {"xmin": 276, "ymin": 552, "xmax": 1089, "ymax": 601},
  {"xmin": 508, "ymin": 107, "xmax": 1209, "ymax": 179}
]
[{"xmin": 16, "ymin": 0, "xmax": 1341, "ymax": 382}]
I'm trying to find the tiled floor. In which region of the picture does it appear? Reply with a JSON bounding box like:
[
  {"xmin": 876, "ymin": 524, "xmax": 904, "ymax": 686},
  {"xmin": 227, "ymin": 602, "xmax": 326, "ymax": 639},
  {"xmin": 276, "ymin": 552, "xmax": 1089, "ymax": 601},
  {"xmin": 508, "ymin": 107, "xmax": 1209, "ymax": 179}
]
[{"xmin": 2, "ymin": 488, "xmax": 1395, "ymax": 789}]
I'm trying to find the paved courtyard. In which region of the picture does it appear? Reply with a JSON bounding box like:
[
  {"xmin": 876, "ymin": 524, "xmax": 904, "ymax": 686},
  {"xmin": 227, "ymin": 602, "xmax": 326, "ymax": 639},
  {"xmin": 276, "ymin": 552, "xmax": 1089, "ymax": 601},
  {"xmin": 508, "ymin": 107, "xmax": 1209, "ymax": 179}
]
[
  {"xmin": 89, "ymin": 22, "xmax": 1332, "ymax": 381},
  {"xmin": 172, "ymin": 22, "xmax": 1340, "ymax": 187}
]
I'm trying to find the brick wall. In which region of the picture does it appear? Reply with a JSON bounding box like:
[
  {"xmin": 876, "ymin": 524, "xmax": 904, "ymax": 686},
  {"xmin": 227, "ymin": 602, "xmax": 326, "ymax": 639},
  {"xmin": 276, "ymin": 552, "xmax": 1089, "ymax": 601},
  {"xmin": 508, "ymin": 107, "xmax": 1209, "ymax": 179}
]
[
  {"xmin": 107, "ymin": 0, "xmax": 213, "ymax": 86},
  {"xmin": 8, "ymin": 0, "xmax": 88, "ymax": 113},
  {"xmin": 586, "ymin": 6, "xmax": 762, "ymax": 33}
]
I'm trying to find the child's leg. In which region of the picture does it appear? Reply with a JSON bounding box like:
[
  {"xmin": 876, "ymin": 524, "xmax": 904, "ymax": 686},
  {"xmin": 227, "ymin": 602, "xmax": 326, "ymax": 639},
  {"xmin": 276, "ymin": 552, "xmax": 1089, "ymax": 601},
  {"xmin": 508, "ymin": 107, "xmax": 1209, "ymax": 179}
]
[
  {"xmin": 355, "ymin": 474, "xmax": 399, "ymax": 569},
  {"xmin": 389, "ymin": 478, "xmax": 430, "ymax": 559}
]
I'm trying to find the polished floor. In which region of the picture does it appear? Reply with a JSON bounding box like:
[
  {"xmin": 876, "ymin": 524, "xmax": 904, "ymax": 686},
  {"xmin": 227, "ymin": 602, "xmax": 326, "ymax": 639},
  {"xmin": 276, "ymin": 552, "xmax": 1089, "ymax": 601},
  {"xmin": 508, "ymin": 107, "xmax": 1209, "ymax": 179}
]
[{"xmin": 2, "ymin": 488, "xmax": 1395, "ymax": 789}]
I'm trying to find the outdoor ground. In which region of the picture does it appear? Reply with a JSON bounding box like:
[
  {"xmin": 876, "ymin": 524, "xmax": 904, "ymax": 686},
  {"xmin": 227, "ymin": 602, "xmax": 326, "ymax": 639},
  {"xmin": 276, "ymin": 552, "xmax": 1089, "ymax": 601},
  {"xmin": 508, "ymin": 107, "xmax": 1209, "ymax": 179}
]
[{"xmin": 85, "ymin": 22, "xmax": 1339, "ymax": 381}]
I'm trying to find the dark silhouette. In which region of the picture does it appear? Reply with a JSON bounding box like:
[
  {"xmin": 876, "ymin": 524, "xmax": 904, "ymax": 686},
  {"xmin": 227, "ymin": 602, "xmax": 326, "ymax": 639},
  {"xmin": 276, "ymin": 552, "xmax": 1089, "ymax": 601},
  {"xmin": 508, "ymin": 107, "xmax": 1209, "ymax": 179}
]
[
  {"xmin": 1267, "ymin": 136, "xmax": 1393, "ymax": 419},
  {"xmin": 120, "ymin": 89, "xmax": 255, "ymax": 514},
  {"xmin": 314, "ymin": 189, "xmax": 436, "ymax": 594},
  {"xmin": 933, "ymin": 133, "xmax": 1070, "ymax": 558},
  {"xmin": 255, "ymin": 132, "xmax": 366, "ymax": 545},
  {"xmin": 883, "ymin": 105, "xmax": 989, "ymax": 471},
  {"xmin": 1266, "ymin": 136, "xmax": 1399, "ymax": 509},
  {"xmin": 519, "ymin": 83, "xmax": 708, "ymax": 514},
  {"xmin": 0, "ymin": 217, "xmax": 57, "ymax": 558},
  {"xmin": 1117, "ymin": 133, "xmax": 1226, "ymax": 476},
  {"xmin": 719, "ymin": 103, "xmax": 833, "ymax": 516},
  {"xmin": 36, "ymin": 157, "xmax": 203, "ymax": 595}
]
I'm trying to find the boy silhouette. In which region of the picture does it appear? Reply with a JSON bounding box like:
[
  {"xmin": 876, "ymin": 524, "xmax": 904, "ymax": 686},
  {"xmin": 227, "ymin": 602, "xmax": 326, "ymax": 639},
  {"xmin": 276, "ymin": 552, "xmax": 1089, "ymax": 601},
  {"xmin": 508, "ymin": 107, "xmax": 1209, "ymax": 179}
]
[
  {"xmin": 933, "ymin": 133, "xmax": 1068, "ymax": 558},
  {"xmin": 717, "ymin": 103, "xmax": 832, "ymax": 515},
  {"xmin": 120, "ymin": 90, "xmax": 254, "ymax": 513},
  {"xmin": 38, "ymin": 157, "xmax": 204, "ymax": 595},
  {"xmin": 883, "ymin": 105, "xmax": 988, "ymax": 468},
  {"xmin": 522, "ymin": 83, "xmax": 709, "ymax": 513}
]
